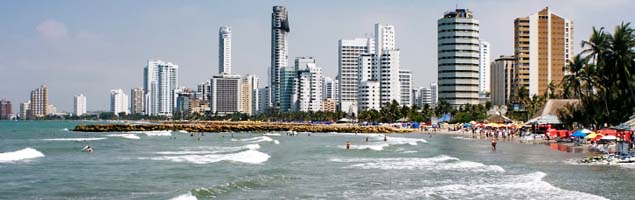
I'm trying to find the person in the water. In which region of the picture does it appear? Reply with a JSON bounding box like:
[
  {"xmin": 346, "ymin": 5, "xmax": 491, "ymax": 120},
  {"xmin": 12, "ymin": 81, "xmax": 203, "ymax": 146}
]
[{"xmin": 491, "ymin": 138, "xmax": 497, "ymax": 151}]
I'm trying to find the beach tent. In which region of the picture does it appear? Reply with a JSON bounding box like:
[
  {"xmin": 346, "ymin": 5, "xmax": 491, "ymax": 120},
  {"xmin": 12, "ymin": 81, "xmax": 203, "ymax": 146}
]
[
  {"xmin": 600, "ymin": 135, "xmax": 618, "ymax": 141},
  {"xmin": 585, "ymin": 132, "xmax": 600, "ymax": 139},
  {"xmin": 463, "ymin": 123, "xmax": 472, "ymax": 128}
]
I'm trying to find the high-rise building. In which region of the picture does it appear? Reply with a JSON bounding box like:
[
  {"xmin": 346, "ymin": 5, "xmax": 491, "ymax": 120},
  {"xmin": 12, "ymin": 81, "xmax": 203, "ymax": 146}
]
[
  {"xmin": 399, "ymin": 69, "xmax": 413, "ymax": 107},
  {"xmin": 0, "ymin": 99, "xmax": 12, "ymax": 120},
  {"xmin": 358, "ymin": 81, "xmax": 381, "ymax": 111},
  {"xmin": 279, "ymin": 67, "xmax": 298, "ymax": 112},
  {"xmin": 479, "ymin": 41, "xmax": 491, "ymax": 96},
  {"xmin": 419, "ymin": 87, "xmax": 432, "ymax": 107},
  {"xmin": 144, "ymin": 59, "xmax": 178, "ymax": 117},
  {"xmin": 258, "ymin": 86, "xmax": 271, "ymax": 114},
  {"xmin": 29, "ymin": 85, "xmax": 48, "ymax": 119},
  {"xmin": 240, "ymin": 75, "xmax": 259, "ymax": 115},
  {"xmin": 271, "ymin": 6, "xmax": 290, "ymax": 111},
  {"xmin": 338, "ymin": 38, "xmax": 374, "ymax": 114},
  {"xmin": 322, "ymin": 98, "xmax": 336, "ymax": 113},
  {"xmin": 295, "ymin": 57, "xmax": 323, "ymax": 112},
  {"xmin": 73, "ymin": 94, "xmax": 87, "ymax": 116},
  {"xmin": 374, "ymin": 24, "xmax": 401, "ymax": 106},
  {"xmin": 210, "ymin": 74, "xmax": 241, "ymax": 115},
  {"xmin": 110, "ymin": 89, "xmax": 129, "ymax": 115},
  {"xmin": 130, "ymin": 88, "xmax": 144, "ymax": 115},
  {"xmin": 19, "ymin": 101, "xmax": 30, "ymax": 120},
  {"xmin": 491, "ymin": 55, "xmax": 516, "ymax": 105},
  {"xmin": 514, "ymin": 7, "xmax": 573, "ymax": 96},
  {"xmin": 196, "ymin": 80, "xmax": 211, "ymax": 101},
  {"xmin": 438, "ymin": 9, "xmax": 481, "ymax": 106},
  {"xmin": 219, "ymin": 26, "xmax": 232, "ymax": 75},
  {"xmin": 430, "ymin": 82, "xmax": 438, "ymax": 106}
]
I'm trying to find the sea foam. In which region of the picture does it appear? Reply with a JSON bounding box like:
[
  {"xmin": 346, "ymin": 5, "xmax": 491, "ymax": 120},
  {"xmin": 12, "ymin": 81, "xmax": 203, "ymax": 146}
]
[
  {"xmin": 0, "ymin": 148, "xmax": 45, "ymax": 163},
  {"xmin": 232, "ymin": 136, "xmax": 274, "ymax": 143},
  {"xmin": 130, "ymin": 130, "xmax": 172, "ymax": 136},
  {"xmin": 170, "ymin": 192, "xmax": 197, "ymax": 200},
  {"xmin": 143, "ymin": 149, "xmax": 270, "ymax": 164},
  {"xmin": 333, "ymin": 155, "xmax": 504, "ymax": 172}
]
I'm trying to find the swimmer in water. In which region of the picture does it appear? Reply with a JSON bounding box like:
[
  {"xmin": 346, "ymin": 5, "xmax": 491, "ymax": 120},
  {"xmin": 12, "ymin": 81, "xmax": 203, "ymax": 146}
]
[
  {"xmin": 384, "ymin": 135, "xmax": 387, "ymax": 142},
  {"xmin": 491, "ymin": 138, "xmax": 497, "ymax": 151}
]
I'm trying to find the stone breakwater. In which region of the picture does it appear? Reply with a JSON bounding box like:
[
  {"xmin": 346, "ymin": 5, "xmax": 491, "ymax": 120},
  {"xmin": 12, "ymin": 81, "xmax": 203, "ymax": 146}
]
[{"xmin": 73, "ymin": 122, "xmax": 414, "ymax": 134}]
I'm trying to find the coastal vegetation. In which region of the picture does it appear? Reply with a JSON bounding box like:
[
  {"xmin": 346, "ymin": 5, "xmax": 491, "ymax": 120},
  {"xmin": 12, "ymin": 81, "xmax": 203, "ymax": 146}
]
[{"xmin": 558, "ymin": 22, "xmax": 635, "ymax": 128}]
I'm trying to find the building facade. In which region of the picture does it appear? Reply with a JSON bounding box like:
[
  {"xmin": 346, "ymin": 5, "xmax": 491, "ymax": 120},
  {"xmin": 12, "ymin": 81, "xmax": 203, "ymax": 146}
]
[
  {"xmin": 219, "ymin": 26, "xmax": 232, "ymax": 75},
  {"xmin": 430, "ymin": 82, "xmax": 438, "ymax": 106},
  {"xmin": 19, "ymin": 101, "xmax": 29, "ymax": 120},
  {"xmin": 110, "ymin": 89, "xmax": 129, "ymax": 115},
  {"xmin": 399, "ymin": 69, "xmax": 413, "ymax": 107},
  {"xmin": 514, "ymin": 7, "xmax": 573, "ymax": 96},
  {"xmin": 437, "ymin": 9, "xmax": 481, "ymax": 106},
  {"xmin": 144, "ymin": 59, "xmax": 178, "ymax": 117},
  {"xmin": 322, "ymin": 77, "xmax": 338, "ymax": 102},
  {"xmin": 491, "ymin": 55, "xmax": 516, "ymax": 105},
  {"xmin": 29, "ymin": 85, "xmax": 48, "ymax": 119},
  {"xmin": 338, "ymin": 38, "xmax": 374, "ymax": 114},
  {"xmin": 270, "ymin": 6, "xmax": 290, "ymax": 111},
  {"xmin": 210, "ymin": 74, "xmax": 241, "ymax": 115},
  {"xmin": 295, "ymin": 57, "xmax": 323, "ymax": 112},
  {"xmin": 258, "ymin": 86, "xmax": 271, "ymax": 114},
  {"xmin": 73, "ymin": 94, "xmax": 87, "ymax": 116}
]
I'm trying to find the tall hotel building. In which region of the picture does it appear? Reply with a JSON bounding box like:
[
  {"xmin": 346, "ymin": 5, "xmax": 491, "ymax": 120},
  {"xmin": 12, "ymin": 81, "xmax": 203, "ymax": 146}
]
[
  {"xmin": 219, "ymin": 26, "xmax": 232, "ymax": 75},
  {"xmin": 514, "ymin": 7, "xmax": 573, "ymax": 96},
  {"xmin": 374, "ymin": 24, "xmax": 401, "ymax": 106},
  {"xmin": 437, "ymin": 9, "xmax": 481, "ymax": 106},
  {"xmin": 144, "ymin": 59, "xmax": 178, "ymax": 117},
  {"xmin": 338, "ymin": 38, "xmax": 374, "ymax": 114},
  {"xmin": 29, "ymin": 85, "xmax": 49, "ymax": 119},
  {"xmin": 270, "ymin": 6, "xmax": 290, "ymax": 111},
  {"xmin": 73, "ymin": 94, "xmax": 87, "ymax": 116},
  {"xmin": 295, "ymin": 57, "xmax": 323, "ymax": 112},
  {"xmin": 210, "ymin": 74, "xmax": 241, "ymax": 115},
  {"xmin": 240, "ymin": 75, "xmax": 259, "ymax": 115},
  {"xmin": 399, "ymin": 69, "xmax": 413, "ymax": 107}
]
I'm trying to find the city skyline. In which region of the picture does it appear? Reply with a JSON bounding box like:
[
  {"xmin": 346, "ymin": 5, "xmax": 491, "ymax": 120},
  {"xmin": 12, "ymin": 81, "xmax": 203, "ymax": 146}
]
[{"xmin": 0, "ymin": 0, "xmax": 632, "ymax": 111}]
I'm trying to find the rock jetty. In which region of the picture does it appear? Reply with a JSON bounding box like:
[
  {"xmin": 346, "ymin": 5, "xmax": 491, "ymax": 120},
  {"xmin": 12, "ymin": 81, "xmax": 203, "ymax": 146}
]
[{"xmin": 73, "ymin": 121, "xmax": 414, "ymax": 134}]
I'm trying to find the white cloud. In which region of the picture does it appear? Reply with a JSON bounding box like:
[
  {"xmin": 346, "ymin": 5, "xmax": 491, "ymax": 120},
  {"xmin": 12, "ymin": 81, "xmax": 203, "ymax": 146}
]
[{"xmin": 36, "ymin": 19, "xmax": 68, "ymax": 39}]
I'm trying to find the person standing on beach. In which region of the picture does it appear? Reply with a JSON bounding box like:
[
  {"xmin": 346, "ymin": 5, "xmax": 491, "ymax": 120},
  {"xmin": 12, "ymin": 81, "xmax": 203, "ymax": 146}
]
[{"xmin": 491, "ymin": 138, "xmax": 497, "ymax": 151}]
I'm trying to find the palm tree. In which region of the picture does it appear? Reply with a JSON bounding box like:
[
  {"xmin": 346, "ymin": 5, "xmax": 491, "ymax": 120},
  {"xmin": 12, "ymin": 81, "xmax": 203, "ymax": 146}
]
[
  {"xmin": 607, "ymin": 22, "xmax": 635, "ymax": 104},
  {"xmin": 562, "ymin": 54, "xmax": 587, "ymax": 99}
]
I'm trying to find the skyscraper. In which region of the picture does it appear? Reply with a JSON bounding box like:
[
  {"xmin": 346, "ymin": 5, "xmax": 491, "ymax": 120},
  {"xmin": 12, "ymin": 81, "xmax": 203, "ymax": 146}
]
[
  {"xmin": 479, "ymin": 41, "xmax": 491, "ymax": 96},
  {"xmin": 258, "ymin": 86, "xmax": 271, "ymax": 114},
  {"xmin": 338, "ymin": 38, "xmax": 374, "ymax": 114},
  {"xmin": 271, "ymin": 6, "xmax": 290, "ymax": 111},
  {"xmin": 514, "ymin": 7, "xmax": 573, "ymax": 96},
  {"xmin": 210, "ymin": 74, "xmax": 241, "ymax": 115},
  {"xmin": 219, "ymin": 26, "xmax": 232, "ymax": 75},
  {"xmin": 144, "ymin": 59, "xmax": 178, "ymax": 117},
  {"xmin": 491, "ymin": 55, "xmax": 516, "ymax": 105},
  {"xmin": 73, "ymin": 94, "xmax": 87, "ymax": 116},
  {"xmin": 0, "ymin": 99, "xmax": 12, "ymax": 120},
  {"xmin": 110, "ymin": 89, "xmax": 129, "ymax": 115},
  {"xmin": 29, "ymin": 85, "xmax": 48, "ymax": 119},
  {"xmin": 399, "ymin": 69, "xmax": 412, "ymax": 107},
  {"xmin": 130, "ymin": 88, "xmax": 144, "ymax": 115},
  {"xmin": 438, "ymin": 9, "xmax": 481, "ymax": 106},
  {"xmin": 357, "ymin": 54, "xmax": 380, "ymax": 111}
]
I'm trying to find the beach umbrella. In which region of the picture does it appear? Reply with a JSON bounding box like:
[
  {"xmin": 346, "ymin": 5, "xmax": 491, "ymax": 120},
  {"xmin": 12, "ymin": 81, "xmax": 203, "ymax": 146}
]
[
  {"xmin": 585, "ymin": 132, "xmax": 599, "ymax": 139},
  {"xmin": 600, "ymin": 135, "xmax": 617, "ymax": 140},
  {"xmin": 469, "ymin": 121, "xmax": 477, "ymax": 125},
  {"xmin": 570, "ymin": 130, "xmax": 587, "ymax": 138},
  {"xmin": 580, "ymin": 129, "xmax": 593, "ymax": 134}
]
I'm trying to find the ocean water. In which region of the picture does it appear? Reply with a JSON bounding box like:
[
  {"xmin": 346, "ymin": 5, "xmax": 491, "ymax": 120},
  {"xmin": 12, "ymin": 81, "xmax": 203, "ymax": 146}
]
[{"xmin": 0, "ymin": 121, "xmax": 633, "ymax": 199}]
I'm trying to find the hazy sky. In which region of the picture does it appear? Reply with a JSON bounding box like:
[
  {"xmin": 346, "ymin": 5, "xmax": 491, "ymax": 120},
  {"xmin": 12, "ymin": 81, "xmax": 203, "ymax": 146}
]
[{"xmin": 1, "ymin": 0, "xmax": 633, "ymax": 112}]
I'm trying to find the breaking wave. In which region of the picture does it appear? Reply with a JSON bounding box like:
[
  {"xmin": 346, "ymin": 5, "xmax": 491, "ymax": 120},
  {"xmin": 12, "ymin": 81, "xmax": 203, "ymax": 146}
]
[
  {"xmin": 43, "ymin": 138, "xmax": 107, "ymax": 141},
  {"xmin": 331, "ymin": 155, "xmax": 504, "ymax": 172},
  {"xmin": 106, "ymin": 134, "xmax": 140, "ymax": 140},
  {"xmin": 0, "ymin": 148, "xmax": 45, "ymax": 163}
]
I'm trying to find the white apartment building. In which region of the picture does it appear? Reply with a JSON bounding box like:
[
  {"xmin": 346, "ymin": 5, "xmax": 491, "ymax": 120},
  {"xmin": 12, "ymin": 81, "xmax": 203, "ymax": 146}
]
[
  {"xmin": 219, "ymin": 26, "xmax": 232, "ymax": 75},
  {"xmin": 296, "ymin": 58, "xmax": 323, "ymax": 112},
  {"xmin": 144, "ymin": 59, "xmax": 178, "ymax": 117},
  {"xmin": 399, "ymin": 69, "xmax": 412, "ymax": 107},
  {"xmin": 73, "ymin": 94, "xmax": 86, "ymax": 116},
  {"xmin": 430, "ymin": 82, "xmax": 438, "ymax": 106},
  {"xmin": 338, "ymin": 38, "xmax": 374, "ymax": 114},
  {"xmin": 358, "ymin": 81, "xmax": 381, "ymax": 111},
  {"xmin": 479, "ymin": 41, "xmax": 491, "ymax": 96},
  {"xmin": 110, "ymin": 89, "xmax": 129, "ymax": 115}
]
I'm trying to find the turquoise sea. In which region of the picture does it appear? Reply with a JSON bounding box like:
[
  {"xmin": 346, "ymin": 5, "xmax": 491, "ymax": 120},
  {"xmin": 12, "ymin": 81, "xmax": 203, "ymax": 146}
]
[{"xmin": 0, "ymin": 121, "xmax": 634, "ymax": 199}]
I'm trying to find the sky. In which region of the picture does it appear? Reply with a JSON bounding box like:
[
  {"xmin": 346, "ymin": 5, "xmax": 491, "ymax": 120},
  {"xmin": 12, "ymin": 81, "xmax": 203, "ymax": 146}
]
[{"xmin": 0, "ymin": 0, "xmax": 633, "ymax": 112}]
